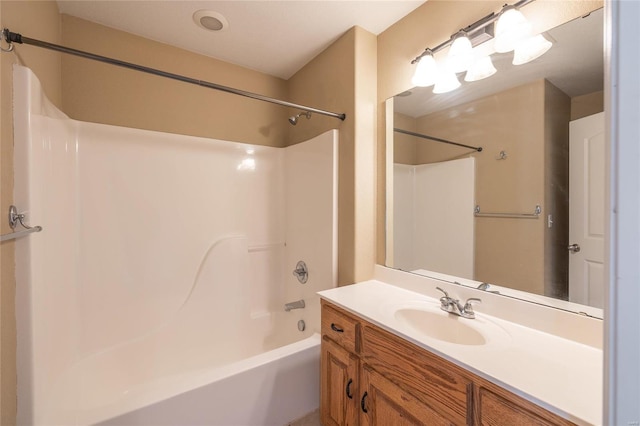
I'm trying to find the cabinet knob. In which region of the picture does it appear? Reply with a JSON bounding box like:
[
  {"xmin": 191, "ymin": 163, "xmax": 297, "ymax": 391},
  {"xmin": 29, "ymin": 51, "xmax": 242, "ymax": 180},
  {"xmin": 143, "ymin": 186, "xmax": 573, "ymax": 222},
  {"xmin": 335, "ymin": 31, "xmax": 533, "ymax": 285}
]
[{"xmin": 331, "ymin": 323, "xmax": 344, "ymax": 333}]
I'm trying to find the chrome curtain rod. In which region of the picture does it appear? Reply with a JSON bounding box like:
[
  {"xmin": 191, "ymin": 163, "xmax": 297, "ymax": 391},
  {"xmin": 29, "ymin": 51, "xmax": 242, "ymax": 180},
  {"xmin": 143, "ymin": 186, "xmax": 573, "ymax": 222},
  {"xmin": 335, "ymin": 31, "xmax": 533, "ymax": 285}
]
[
  {"xmin": 393, "ymin": 128, "xmax": 483, "ymax": 152},
  {"xmin": 1, "ymin": 29, "xmax": 346, "ymax": 122}
]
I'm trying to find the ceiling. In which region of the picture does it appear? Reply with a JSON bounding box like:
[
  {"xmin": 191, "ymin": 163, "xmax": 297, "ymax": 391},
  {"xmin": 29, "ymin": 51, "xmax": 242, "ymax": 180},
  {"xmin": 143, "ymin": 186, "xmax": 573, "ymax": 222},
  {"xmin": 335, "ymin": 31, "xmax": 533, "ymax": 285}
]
[{"xmin": 57, "ymin": 1, "xmax": 425, "ymax": 80}]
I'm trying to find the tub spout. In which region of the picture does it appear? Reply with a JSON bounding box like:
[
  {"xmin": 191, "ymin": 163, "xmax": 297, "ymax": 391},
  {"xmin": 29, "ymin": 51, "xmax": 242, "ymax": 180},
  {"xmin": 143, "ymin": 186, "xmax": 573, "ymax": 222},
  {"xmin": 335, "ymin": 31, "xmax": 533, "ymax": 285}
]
[{"xmin": 284, "ymin": 299, "xmax": 305, "ymax": 312}]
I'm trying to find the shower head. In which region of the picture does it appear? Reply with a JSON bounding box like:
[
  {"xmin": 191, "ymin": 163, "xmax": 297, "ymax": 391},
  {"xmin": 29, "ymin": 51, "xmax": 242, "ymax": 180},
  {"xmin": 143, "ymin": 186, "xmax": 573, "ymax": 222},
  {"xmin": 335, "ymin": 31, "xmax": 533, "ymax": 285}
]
[{"xmin": 288, "ymin": 111, "xmax": 312, "ymax": 125}]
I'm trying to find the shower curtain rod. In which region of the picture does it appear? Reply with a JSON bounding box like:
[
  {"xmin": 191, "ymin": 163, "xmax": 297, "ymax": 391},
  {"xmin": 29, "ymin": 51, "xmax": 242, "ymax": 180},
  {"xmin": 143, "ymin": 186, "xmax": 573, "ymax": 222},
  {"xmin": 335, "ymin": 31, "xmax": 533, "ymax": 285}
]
[
  {"xmin": 1, "ymin": 29, "xmax": 347, "ymax": 122},
  {"xmin": 393, "ymin": 128, "xmax": 483, "ymax": 152}
]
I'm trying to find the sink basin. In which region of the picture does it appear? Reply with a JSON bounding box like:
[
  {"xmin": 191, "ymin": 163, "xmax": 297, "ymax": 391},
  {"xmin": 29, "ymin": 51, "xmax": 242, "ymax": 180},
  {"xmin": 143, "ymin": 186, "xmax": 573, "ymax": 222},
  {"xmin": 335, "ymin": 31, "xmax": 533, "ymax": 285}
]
[
  {"xmin": 391, "ymin": 301, "xmax": 509, "ymax": 346},
  {"xmin": 395, "ymin": 308, "xmax": 487, "ymax": 345}
]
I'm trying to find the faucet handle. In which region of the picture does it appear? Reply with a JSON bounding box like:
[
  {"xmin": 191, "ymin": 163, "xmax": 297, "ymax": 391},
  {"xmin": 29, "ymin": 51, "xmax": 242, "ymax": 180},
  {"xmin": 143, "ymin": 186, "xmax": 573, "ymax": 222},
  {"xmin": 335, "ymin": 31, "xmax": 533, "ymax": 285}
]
[{"xmin": 462, "ymin": 297, "xmax": 482, "ymax": 318}]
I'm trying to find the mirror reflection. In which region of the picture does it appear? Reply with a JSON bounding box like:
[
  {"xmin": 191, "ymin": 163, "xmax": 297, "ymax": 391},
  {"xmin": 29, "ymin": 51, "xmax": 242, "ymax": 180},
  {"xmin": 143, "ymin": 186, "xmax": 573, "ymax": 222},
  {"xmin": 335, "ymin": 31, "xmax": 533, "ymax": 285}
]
[{"xmin": 387, "ymin": 8, "xmax": 604, "ymax": 313}]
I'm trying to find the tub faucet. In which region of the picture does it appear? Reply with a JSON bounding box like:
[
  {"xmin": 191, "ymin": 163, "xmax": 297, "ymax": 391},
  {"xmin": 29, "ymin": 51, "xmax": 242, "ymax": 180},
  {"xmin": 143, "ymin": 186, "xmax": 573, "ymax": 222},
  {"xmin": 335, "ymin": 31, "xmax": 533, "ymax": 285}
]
[
  {"xmin": 435, "ymin": 287, "xmax": 481, "ymax": 319},
  {"xmin": 284, "ymin": 299, "xmax": 305, "ymax": 312}
]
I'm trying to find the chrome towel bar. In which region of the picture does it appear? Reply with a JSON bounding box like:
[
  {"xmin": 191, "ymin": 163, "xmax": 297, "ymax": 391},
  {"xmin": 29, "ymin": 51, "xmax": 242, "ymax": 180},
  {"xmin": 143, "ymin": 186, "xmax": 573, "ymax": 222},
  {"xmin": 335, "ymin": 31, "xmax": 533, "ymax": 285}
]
[
  {"xmin": 474, "ymin": 204, "xmax": 541, "ymax": 219},
  {"xmin": 0, "ymin": 205, "xmax": 43, "ymax": 242}
]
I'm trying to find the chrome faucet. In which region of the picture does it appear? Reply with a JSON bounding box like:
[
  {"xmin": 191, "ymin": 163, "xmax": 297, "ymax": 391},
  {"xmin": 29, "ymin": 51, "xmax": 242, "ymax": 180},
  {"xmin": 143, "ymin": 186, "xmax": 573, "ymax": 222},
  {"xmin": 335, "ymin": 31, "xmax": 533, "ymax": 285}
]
[
  {"xmin": 476, "ymin": 282, "xmax": 500, "ymax": 294},
  {"xmin": 436, "ymin": 287, "xmax": 481, "ymax": 319},
  {"xmin": 284, "ymin": 299, "xmax": 305, "ymax": 312},
  {"xmin": 476, "ymin": 282, "xmax": 490, "ymax": 291}
]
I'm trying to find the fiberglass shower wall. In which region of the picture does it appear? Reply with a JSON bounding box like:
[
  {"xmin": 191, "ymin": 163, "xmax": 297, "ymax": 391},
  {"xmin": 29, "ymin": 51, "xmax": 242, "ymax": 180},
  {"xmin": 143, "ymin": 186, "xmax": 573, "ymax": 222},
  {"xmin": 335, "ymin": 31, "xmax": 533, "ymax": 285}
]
[{"xmin": 13, "ymin": 65, "xmax": 337, "ymax": 424}]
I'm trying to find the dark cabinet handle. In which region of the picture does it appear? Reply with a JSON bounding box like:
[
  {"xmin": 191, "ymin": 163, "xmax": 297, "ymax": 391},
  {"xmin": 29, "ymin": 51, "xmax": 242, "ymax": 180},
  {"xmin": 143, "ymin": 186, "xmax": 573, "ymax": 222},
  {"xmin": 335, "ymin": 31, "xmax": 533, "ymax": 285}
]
[
  {"xmin": 331, "ymin": 323, "xmax": 344, "ymax": 333},
  {"xmin": 361, "ymin": 391, "xmax": 368, "ymax": 413},
  {"xmin": 346, "ymin": 379, "xmax": 353, "ymax": 399}
]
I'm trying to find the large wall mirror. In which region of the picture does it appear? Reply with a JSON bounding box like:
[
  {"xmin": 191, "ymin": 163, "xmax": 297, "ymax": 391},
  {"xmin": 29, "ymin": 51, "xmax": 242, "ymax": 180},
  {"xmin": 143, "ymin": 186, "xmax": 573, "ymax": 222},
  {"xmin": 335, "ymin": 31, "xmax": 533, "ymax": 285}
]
[{"xmin": 386, "ymin": 6, "xmax": 604, "ymax": 317}]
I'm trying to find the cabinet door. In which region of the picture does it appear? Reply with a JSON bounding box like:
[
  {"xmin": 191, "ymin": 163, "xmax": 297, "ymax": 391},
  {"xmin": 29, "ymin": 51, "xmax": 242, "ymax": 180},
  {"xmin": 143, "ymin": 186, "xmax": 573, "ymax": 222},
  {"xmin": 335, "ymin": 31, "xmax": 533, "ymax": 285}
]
[
  {"xmin": 360, "ymin": 366, "xmax": 454, "ymax": 426},
  {"xmin": 321, "ymin": 336, "xmax": 359, "ymax": 426}
]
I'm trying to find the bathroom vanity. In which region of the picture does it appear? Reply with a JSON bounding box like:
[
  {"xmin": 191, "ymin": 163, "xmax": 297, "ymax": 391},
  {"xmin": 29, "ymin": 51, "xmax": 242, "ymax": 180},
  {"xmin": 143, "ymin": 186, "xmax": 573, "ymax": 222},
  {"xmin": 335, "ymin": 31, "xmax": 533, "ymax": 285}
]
[{"xmin": 318, "ymin": 269, "xmax": 602, "ymax": 425}]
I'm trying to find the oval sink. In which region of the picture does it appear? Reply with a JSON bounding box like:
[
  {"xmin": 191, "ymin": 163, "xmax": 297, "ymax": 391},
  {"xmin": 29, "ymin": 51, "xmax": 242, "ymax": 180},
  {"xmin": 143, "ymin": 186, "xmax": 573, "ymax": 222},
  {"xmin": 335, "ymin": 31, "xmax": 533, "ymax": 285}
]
[
  {"xmin": 389, "ymin": 301, "xmax": 510, "ymax": 347},
  {"xmin": 394, "ymin": 308, "xmax": 487, "ymax": 345}
]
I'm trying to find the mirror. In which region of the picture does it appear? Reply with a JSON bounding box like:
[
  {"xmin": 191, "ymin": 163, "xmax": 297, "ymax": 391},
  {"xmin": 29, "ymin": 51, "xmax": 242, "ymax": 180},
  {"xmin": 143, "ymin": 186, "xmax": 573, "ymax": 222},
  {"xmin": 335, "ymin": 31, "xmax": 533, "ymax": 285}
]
[{"xmin": 386, "ymin": 8, "xmax": 604, "ymax": 317}]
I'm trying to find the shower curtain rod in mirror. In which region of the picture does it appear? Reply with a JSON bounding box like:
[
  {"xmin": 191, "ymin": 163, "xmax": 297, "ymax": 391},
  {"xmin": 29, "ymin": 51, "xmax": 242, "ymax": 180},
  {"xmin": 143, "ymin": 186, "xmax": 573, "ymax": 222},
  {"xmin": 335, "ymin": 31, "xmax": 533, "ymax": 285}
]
[
  {"xmin": 393, "ymin": 128, "xmax": 483, "ymax": 152},
  {"xmin": 1, "ymin": 29, "xmax": 347, "ymax": 122}
]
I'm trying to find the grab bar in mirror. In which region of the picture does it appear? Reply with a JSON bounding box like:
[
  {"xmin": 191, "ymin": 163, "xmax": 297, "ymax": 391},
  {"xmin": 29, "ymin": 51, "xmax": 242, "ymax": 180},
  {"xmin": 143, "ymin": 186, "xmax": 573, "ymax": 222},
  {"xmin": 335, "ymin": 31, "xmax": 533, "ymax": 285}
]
[
  {"xmin": 474, "ymin": 204, "xmax": 541, "ymax": 219},
  {"xmin": 0, "ymin": 205, "xmax": 43, "ymax": 242}
]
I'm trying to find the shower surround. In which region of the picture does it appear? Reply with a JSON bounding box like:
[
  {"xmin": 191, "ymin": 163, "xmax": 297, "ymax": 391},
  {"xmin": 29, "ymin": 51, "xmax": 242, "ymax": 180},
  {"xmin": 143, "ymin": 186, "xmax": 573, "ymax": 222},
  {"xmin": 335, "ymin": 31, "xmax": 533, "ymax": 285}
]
[{"xmin": 13, "ymin": 65, "xmax": 338, "ymax": 425}]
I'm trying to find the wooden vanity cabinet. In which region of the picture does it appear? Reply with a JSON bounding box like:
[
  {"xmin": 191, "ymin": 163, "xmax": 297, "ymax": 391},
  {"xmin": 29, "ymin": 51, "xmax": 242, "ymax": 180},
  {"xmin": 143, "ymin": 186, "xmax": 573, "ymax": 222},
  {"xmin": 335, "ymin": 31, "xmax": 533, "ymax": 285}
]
[
  {"xmin": 320, "ymin": 300, "xmax": 575, "ymax": 426},
  {"xmin": 473, "ymin": 379, "xmax": 575, "ymax": 426}
]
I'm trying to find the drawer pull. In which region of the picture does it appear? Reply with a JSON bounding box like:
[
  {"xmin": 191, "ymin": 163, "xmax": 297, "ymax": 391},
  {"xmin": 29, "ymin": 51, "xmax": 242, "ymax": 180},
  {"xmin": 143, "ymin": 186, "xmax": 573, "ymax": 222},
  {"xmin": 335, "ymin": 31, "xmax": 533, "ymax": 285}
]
[
  {"xmin": 331, "ymin": 323, "xmax": 344, "ymax": 333},
  {"xmin": 346, "ymin": 379, "xmax": 353, "ymax": 399},
  {"xmin": 361, "ymin": 391, "xmax": 368, "ymax": 413}
]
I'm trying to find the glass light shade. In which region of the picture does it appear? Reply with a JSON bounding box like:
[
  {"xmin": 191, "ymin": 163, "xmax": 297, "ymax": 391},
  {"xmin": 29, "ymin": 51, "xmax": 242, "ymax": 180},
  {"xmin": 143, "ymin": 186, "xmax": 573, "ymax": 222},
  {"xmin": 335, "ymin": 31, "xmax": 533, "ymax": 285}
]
[
  {"xmin": 448, "ymin": 34, "xmax": 474, "ymax": 73},
  {"xmin": 464, "ymin": 55, "xmax": 497, "ymax": 82},
  {"xmin": 411, "ymin": 54, "xmax": 438, "ymax": 87},
  {"xmin": 512, "ymin": 34, "xmax": 553, "ymax": 65},
  {"xmin": 433, "ymin": 70, "xmax": 461, "ymax": 94},
  {"xmin": 494, "ymin": 7, "xmax": 532, "ymax": 53}
]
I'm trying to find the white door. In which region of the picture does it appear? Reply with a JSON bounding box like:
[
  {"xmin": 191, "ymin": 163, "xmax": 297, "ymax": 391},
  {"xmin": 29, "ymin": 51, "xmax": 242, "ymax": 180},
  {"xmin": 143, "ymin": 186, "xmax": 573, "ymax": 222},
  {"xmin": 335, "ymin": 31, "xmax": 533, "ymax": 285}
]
[{"xmin": 569, "ymin": 112, "xmax": 605, "ymax": 308}]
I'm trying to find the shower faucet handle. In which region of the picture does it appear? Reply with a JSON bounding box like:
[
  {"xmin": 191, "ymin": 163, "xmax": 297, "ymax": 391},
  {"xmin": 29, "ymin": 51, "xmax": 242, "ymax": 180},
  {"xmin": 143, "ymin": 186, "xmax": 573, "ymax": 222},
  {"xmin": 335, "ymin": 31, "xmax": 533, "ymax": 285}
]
[{"xmin": 292, "ymin": 260, "xmax": 308, "ymax": 283}]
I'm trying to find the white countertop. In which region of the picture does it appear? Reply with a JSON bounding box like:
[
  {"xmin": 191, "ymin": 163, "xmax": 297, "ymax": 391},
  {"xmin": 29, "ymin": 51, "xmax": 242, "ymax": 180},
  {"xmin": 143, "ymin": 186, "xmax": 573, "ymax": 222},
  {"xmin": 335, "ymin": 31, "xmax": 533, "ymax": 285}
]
[{"xmin": 319, "ymin": 280, "xmax": 603, "ymax": 426}]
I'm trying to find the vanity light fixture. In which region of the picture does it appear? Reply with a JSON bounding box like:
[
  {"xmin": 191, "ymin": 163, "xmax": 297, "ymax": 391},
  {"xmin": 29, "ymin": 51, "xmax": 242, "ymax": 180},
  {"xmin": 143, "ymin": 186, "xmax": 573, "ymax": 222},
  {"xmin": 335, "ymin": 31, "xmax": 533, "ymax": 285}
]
[
  {"xmin": 494, "ymin": 5, "xmax": 533, "ymax": 53},
  {"xmin": 410, "ymin": 0, "xmax": 551, "ymax": 94},
  {"xmin": 448, "ymin": 31, "xmax": 474, "ymax": 73},
  {"xmin": 464, "ymin": 55, "xmax": 497, "ymax": 82},
  {"xmin": 411, "ymin": 50, "xmax": 438, "ymax": 87},
  {"xmin": 512, "ymin": 33, "xmax": 553, "ymax": 65},
  {"xmin": 433, "ymin": 70, "xmax": 461, "ymax": 94}
]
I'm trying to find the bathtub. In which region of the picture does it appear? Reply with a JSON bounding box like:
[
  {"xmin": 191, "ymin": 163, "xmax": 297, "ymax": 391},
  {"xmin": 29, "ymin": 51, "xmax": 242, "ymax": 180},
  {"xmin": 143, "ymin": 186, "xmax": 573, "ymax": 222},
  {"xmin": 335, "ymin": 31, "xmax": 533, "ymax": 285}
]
[
  {"xmin": 48, "ymin": 333, "xmax": 321, "ymax": 425},
  {"xmin": 98, "ymin": 334, "xmax": 321, "ymax": 425},
  {"xmin": 13, "ymin": 66, "xmax": 337, "ymax": 425}
]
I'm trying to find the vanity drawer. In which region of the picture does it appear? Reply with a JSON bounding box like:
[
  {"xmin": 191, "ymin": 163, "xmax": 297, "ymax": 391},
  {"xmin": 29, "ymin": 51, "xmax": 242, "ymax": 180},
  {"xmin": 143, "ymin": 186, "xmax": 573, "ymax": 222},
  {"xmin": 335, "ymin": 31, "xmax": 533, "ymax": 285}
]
[
  {"xmin": 474, "ymin": 380, "xmax": 575, "ymax": 426},
  {"xmin": 361, "ymin": 323, "xmax": 472, "ymax": 425},
  {"xmin": 321, "ymin": 301, "xmax": 360, "ymax": 353}
]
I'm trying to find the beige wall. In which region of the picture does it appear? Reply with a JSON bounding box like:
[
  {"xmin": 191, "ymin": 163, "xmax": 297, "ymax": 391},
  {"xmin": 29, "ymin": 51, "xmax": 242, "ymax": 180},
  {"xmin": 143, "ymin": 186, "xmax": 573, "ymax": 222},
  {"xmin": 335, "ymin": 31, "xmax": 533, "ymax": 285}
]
[
  {"xmin": 61, "ymin": 15, "xmax": 289, "ymax": 147},
  {"xmin": 0, "ymin": 2, "xmax": 62, "ymax": 424},
  {"xmin": 288, "ymin": 26, "xmax": 377, "ymax": 285},
  {"xmin": 376, "ymin": 0, "xmax": 603, "ymax": 265},
  {"xmin": 393, "ymin": 112, "xmax": 417, "ymax": 165},
  {"xmin": 571, "ymin": 90, "xmax": 604, "ymax": 121}
]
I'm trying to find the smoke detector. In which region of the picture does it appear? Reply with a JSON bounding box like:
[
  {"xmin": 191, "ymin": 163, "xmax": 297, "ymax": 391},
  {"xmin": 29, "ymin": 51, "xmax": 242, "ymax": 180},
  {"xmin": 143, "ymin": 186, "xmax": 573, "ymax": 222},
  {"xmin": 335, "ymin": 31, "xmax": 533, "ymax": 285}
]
[{"xmin": 193, "ymin": 10, "xmax": 228, "ymax": 32}]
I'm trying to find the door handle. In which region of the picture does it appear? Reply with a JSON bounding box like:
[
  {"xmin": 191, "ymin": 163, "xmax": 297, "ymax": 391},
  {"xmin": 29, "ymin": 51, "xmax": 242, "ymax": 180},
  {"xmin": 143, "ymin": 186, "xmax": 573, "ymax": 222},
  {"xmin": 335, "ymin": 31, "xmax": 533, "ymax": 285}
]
[{"xmin": 568, "ymin": 243, "xmax": 581, "ymax": 253}]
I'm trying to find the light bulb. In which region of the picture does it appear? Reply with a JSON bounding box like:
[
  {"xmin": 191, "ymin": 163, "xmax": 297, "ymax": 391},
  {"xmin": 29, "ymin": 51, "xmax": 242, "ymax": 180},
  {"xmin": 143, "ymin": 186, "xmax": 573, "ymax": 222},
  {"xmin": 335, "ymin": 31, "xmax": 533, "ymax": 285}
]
[
  {"xmin": 448, "ymin": 33, "xmax": 474, "ymax": 73},
  {"xmin": 411, "ymin": 53, "xmax": 438, "ymax": 87},
  {"xmin": 513, "ymin": 34, "xmax": 552, "ymax": 65},
  {"xmin": 494, "ymin": 7, "xmax": 532, "ymax": 53},
  {"xmin": 464, "ymin": 55, "xmax": 497, "ymax": 82},
  {"xmin": 433, "ymin": 70, "xmax": 461, "ymax": 94}
]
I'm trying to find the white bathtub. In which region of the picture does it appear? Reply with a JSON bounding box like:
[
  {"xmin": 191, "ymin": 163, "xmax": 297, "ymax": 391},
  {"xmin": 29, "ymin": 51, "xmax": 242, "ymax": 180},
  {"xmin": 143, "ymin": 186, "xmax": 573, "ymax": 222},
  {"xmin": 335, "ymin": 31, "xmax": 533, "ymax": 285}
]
[
  {"xmin": 13, "ymin": 66, "xmax": 337, "ymax": 425},
  {"xmin": 97, "ymin": 334, "xmax": 320, "ymax": 426},
  {"xmin": 51, "ymin": 333, "xmax": 321, "ymax": 425}
]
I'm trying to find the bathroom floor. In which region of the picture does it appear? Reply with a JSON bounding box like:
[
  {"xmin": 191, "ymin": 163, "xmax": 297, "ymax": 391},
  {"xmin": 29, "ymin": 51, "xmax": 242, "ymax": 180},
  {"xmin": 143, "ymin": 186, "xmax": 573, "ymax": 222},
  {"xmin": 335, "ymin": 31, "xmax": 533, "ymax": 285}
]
[{"xmin": 288, "ymin": 409, "xmax": 321, "ymax": 426}]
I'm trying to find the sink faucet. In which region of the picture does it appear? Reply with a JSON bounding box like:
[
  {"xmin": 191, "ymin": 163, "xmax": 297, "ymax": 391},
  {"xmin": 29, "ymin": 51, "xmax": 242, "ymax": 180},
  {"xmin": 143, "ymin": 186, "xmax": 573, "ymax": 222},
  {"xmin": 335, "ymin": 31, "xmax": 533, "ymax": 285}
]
[
  {"xmin": 476, "ymin": 282, "xmax": 500, "ymax": 294},
  {"xmin": 436, "ymin": 287, "xmax": 481, "ymax": 319},
  {"xmin": 476, "ymin": 282, "xmax": 490, "ymax": 291}
]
